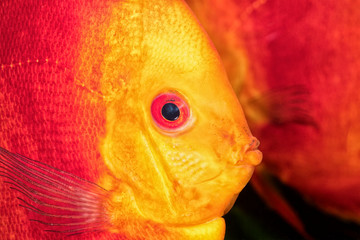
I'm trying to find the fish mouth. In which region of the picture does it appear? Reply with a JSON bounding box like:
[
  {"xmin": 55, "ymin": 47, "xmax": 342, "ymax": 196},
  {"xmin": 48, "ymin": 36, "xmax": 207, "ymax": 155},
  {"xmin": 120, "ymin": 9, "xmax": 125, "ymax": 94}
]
[
  {"xmin": 221, "ymin": 137, "xmax": 262, "ymax": 214},
  {"xmin": 196, "ymin": 137, "xmax": 262, "ymax": 185},
  {"xmin": 240, "ymin": 149, "xmax": 262, "ymax": 166},
  {"xmin": 193, "ymin": 138, "xmax": 262, "ymax": 186},
  {"xmin": 236, "ymin": 137, "xmax": 262, "ymax": 166}
]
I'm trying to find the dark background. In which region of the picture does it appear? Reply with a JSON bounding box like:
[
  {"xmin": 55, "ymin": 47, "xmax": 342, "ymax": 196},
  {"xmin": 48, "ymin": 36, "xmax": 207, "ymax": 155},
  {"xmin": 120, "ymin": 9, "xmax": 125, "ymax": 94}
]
[{"xmin": 224, "ymin": 179, "xmax": 360, "ymax": 240}]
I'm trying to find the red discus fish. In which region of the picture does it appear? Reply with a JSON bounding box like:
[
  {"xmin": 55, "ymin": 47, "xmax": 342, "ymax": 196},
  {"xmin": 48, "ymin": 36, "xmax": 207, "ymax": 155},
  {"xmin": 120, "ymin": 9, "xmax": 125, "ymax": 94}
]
[
  {"xmin": 187, "ymin": 0, "xmax": 360, "ymax": 237},
  {"xmin": 0, "ymin": 0, "xmax": 262, "ymax": 239}
]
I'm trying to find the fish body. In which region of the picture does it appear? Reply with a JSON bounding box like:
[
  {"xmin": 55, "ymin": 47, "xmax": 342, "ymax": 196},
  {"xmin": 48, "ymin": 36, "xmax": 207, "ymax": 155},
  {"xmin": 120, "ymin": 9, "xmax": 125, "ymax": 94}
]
[
  {"xmin": 0, "ymin": 0, "xmax": 261, "ymax": 239},
  {"xmin": 187, "ymin": 0, "xmax": 360, "ymax": 230}
]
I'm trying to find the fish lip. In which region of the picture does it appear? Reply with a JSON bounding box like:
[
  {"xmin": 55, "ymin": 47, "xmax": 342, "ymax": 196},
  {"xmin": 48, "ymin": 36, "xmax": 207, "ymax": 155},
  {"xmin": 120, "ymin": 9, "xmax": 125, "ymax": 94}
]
[
  {"xmin": 241, "ymin": 149, "xmax": 263, "ymax": 166},
  {"xmin": 246, "ymin": 136, "xmax": 260, "ymax": 152},
  {"xmin": 236, "ymin": 137, "xmax": 262, "ymax": 166}
]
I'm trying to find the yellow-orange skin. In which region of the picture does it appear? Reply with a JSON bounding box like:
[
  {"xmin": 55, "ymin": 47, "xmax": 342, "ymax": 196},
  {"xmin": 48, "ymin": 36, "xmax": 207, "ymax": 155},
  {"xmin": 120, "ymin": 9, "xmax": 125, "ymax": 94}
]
[
  {"xmin": 0, "ymin": 0, "xmax": 262, "ymax": 239},
  {"xmin": 94, "ymin": 1, "xmax": 262, "ymax": 238}
]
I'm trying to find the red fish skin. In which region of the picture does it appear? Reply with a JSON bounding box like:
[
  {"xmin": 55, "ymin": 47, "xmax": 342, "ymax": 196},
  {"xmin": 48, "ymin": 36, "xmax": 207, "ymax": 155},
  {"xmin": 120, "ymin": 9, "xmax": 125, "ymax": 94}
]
[
  {"xmin": 0, "ymin": 1, "xmax": 107, "ymax": 239},
  {"xmin": 0, "ymin": 1, "xmax": 165, "ymax": 239},
  {"xmin": 186, "ymin": 0, "xmax": 360, "ymax": 225}
]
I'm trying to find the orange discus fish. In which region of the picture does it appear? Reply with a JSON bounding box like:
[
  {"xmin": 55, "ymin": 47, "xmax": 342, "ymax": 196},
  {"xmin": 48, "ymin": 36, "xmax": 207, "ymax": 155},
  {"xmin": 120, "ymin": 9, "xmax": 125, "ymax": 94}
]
[{"xmin": 0, "ymin": 0, "xmax": 262, "ymax": 239}]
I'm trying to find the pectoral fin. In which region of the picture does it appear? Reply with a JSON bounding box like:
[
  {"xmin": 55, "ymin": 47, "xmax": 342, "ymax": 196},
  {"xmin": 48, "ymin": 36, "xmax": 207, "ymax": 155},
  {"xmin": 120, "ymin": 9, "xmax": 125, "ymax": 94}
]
[{"xmin": 0, "ymin": 147, "xmax": 110, "ymax": 236}]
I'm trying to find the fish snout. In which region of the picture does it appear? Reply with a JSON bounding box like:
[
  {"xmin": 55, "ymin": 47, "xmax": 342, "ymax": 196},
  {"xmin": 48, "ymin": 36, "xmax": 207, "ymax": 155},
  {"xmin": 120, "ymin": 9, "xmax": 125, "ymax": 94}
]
[{"xmin": 236, "ymin": 137, "xmax": 262, "ymax": 166}]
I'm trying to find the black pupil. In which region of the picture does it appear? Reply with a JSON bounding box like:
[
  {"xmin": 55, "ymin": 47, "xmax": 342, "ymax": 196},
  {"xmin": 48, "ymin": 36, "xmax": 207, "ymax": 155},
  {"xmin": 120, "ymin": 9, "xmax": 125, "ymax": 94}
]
[{"xmin": 161, "ymin": 103, "xmax": 180, "ymax": 121}]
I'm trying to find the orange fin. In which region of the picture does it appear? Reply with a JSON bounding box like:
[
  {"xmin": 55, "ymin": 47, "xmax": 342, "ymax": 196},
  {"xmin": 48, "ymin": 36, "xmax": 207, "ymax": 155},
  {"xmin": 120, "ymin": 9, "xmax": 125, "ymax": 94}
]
[
  {"xmin": 251, "ymin": 166, "xmax": 313, "ymax": 240},
  {"xmin": 0, "ymin": 147, "xmax": 109, "ymax": 236}
]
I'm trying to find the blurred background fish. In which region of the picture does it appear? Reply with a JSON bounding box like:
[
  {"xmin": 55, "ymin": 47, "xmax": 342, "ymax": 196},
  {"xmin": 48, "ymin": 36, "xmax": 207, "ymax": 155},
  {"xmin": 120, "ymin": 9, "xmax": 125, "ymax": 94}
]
[
  {"xmin": 0, "ymin": 0, "xmax": 262, "ymax": 239},
  {"xmin": 186, "ymin": 0, "xmax": 360, "ymax": 239}
]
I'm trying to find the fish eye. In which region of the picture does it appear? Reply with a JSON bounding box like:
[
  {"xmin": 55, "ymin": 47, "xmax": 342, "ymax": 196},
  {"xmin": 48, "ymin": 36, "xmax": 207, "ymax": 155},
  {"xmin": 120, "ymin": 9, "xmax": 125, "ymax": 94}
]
[
  {"xmin": 161, "ymin": 103, "xmax": 180, "ymax": 121},
  {"xmin": 151, "ymin": 92, "xmax": 190, "ymax": 132}
]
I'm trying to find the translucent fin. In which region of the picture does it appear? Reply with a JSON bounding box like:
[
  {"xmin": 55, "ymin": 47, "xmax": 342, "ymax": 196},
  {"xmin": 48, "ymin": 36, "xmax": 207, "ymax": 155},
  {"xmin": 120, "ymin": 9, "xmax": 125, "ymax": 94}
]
[
  {"xmin": 0, "ymin": 147, "xmax": 110, "ymax": 236},
  {"xmin": 247, "ymin": 85, "xmax": 318, "ymax": 127},
  {"xmin": 251, "ymin": 166, "xmax": 314, "ymax": 240}
]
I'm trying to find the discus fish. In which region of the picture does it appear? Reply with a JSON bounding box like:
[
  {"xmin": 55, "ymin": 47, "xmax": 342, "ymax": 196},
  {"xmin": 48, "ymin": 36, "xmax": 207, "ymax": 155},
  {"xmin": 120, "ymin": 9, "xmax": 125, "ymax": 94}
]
[
  {"xmin": 0, "ymin": 0, "xmax": 262, "ymax": 239},
  {"xmin": 187, "ymin": 0, "xmax": 360, "ymax": 238}
]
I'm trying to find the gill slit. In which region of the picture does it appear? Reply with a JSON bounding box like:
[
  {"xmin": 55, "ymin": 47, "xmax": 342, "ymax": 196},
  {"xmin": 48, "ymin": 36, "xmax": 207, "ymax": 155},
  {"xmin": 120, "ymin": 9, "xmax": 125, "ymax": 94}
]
[{"xmin": 139, "ymin": 127, "xmax": 177, "ymax": 217}]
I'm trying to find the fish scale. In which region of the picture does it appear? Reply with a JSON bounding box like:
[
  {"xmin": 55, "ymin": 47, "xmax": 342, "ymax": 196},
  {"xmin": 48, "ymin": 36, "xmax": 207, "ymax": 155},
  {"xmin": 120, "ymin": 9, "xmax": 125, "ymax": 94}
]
[{"xmin": 0, "ymin": 0, "xmax": 262, "ymax": 239}]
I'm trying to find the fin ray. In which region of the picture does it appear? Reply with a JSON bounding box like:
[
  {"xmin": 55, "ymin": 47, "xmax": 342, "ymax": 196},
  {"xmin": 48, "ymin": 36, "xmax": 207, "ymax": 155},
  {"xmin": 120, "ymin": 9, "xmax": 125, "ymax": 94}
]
[{"xmin": 0, "ymin": 147, "xmax": 110, "ymax": 236}]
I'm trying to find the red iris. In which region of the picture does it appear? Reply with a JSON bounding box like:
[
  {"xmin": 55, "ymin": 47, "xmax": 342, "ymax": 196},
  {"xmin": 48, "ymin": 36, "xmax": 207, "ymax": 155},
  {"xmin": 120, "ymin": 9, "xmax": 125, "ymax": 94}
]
[{"xmin": 151, "ymin": 92, "xmax": 190, "ymax": 132}]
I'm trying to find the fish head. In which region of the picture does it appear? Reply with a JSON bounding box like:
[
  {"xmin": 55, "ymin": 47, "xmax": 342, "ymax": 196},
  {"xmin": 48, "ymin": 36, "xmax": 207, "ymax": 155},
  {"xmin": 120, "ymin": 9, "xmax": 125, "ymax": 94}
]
[
  {"xmin": 0, "ymin": 0, "xmax": 260, "ymax": 238},
  {"xmin": 82, "ymin": 0, "xmax": 263, "ymax": 229}
]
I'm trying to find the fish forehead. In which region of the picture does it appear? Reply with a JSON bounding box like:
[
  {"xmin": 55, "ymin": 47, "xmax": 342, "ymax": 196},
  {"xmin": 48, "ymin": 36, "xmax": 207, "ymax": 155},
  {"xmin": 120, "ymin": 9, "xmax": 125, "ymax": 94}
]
[
  {"xmin": 76, "ymin": 0, "xmax": 219, "ymax": 97},
  {"xmin": 142, "ymin": 1, "xmax": 214, "ymax": 71}
]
